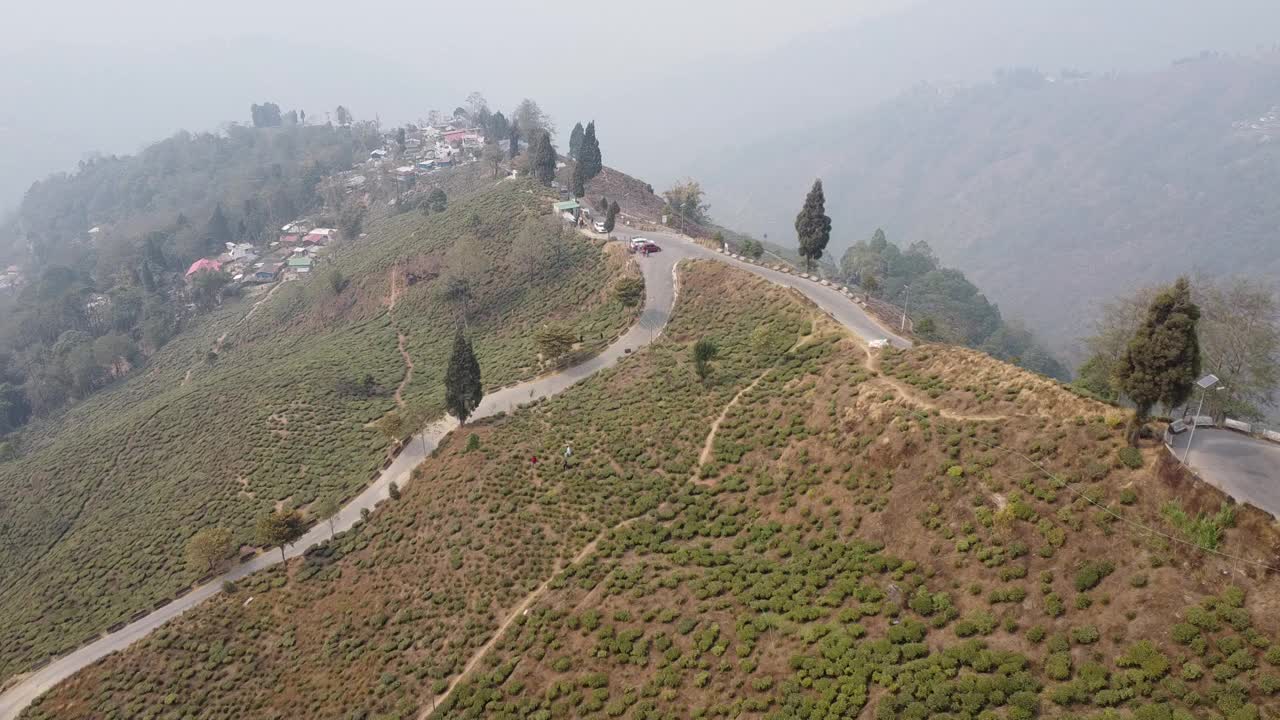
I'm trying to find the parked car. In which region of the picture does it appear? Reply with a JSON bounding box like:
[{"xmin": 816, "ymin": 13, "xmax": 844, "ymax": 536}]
[
  {"xmin": 641, "ymin": 241, "xmax": 661, "ymax": 253},
  {"xmin": 593, "ymin": 220, "xmax": 607, "ymax": 233}
]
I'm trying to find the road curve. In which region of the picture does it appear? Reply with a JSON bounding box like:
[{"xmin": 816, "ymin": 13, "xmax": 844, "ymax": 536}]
[
  {"xmin": 621, "ymin": 227, "xmax": 911, "ymax": 349},
  {"xmin": 1167, "ymin": 429, "xmax": 1280, "ymax": 518},
  {"xmin": 0, "ymin": 233, "xmax": 902, "ymax": 719}
]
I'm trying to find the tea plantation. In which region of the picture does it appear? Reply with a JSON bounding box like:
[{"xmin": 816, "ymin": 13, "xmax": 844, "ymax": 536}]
[
  {"xmin": 0, "ymin": 180, "xmax": 638, "ymax": 683},
  {"xmin": 18, "ymin": 263, "xmax": 1280, "ymax": 720}
]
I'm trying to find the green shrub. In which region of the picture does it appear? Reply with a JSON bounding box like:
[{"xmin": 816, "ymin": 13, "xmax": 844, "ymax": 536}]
[
  {"xmin": 1044, "ymin": 593, "xmax": 1066, "ymax": 618},
  {"xmin": 1171, "ymin": 623, "xmax": 1200, "ymax": 645},
  {"xmin": 1071, "ymin": 626, "xmax": 1100, "ymax": 645},
  {"xmin": 1045, "ymin": 652, "xmax": 1073, "ymax": 680},
  {"xmin": 1117, "ymin": 447, "xmax": 1144, "ymax": 469},
  {"xmin": 1265, "ymin": 645, "xmax": 1280, "ymax": 666},
  {"xmin": 1073, "ymin": 560, "xmax": 1115, "ymax": 592}
]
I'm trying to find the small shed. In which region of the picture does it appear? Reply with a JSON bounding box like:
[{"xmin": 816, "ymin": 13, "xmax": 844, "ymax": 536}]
[{"xmin": 552, "ymin": 199, "xmax": 581, "ymax": 222}]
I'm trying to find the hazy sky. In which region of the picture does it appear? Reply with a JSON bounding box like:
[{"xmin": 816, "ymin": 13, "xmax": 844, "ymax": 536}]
[
  {"xmin": 0, "ymin": 0, "xmax": 917, "ymax": 211},
  {"xmin": 6, "ymin": 1, "xmax": 914, "ymax": 59},
  {"xmin": 4, "ymin": 0, "xmax": 1278, "ymax": 215}
]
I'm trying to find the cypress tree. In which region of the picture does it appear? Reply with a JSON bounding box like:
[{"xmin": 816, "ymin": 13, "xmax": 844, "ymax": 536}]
[
  {"xmin": 569, "ymin": 122, "xmax": 585, "ymax": 160},
  {"xmin": 604, "ymin": 201, "xmax": 620, "ymax": 233},
  {"xmin": 580, "ymin": 121, "xmax": 602, "ymax": 180},
  {"xmin": 444, "ymin": 329, "xmax": 484, "ymax": 424},
  {"xmin": 207, "ymin": 202, "xmax": 232, "ymax": 253},
  {"xmin": 1115, "ymin": 276, "xmax": 1201, "ymax": 442},
  {"xmin": 571, "ymin": 161, "xmax": 586, "ymax": 198},
  {"xmin": 508, "ymin": 121, "xmax": 521, "ymax": 160},
  {"xmin": 529, "ymin": 130, "xmax": 556, "ymax": 186},
  {"xmin": 794, "ymin": 179, "xmax": 832, "ymax": 272}
]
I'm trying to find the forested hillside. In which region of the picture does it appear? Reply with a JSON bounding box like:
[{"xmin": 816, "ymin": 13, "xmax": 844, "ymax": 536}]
[
  {"xmin": 839, "ymin": 230, "xmax": 1068, "ymax": 379},
  {"xmin": 705, "ymin": 53, "xmax": 1280, "ymax": 358},
  {"xmin": 0, "ymin": 180, "xmax": 639, "ymax": 685},
  {"xmin": 0, "ymin": 122, "xmax": 377, "ymax": 436}
]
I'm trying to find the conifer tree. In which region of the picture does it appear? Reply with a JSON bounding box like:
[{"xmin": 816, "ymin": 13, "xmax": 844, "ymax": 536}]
[
  {"xmin": 571, "ymin": 160, "xmax": 587, "ymax": 198},
  {"xmin": 207, "ymin": 203, "xmax": 232, "ymax": 254},
  {"xmin": 569, "ymin": 122, "xmax": 585, "ymax": 160},
  {"xmin": 529, "ymin": 130, "xmax": 557, "ymax": 186},
  {"xmin": 794, "ymin": 179, "xmax": 832, "ymax": 272},
  {"xmin": 444, "ymin": 329, "xmax": 483, "ymax": 424},
  {"xmin": 580, "ymin": 121, "xmax": 602, "ymax": 180},
  {"xmin": 604, "ymin": 201, "xmax": 620, "ymax": 233},
  {"xmin": 1115, "ymin": 276, "xmax": 1201, "ymax": 442},
  {"xmin": 508, "ymin": 121, "xmax": 521, "ymax": 160}
]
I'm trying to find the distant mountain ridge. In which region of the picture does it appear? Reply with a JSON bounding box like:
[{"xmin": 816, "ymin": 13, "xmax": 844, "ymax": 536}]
[{"xmin": 703, "ymin": 53, "xmax": 1280, "ymax": 359}]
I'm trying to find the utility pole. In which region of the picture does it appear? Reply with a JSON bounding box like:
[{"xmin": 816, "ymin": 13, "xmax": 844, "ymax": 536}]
[
  {"xmin": 900, "ymin": 284, "xmax": 911, "ymax": 332},
  {"xmin": 1182, "ymin": 374, "xmax": 1222, "ymax": 465}
]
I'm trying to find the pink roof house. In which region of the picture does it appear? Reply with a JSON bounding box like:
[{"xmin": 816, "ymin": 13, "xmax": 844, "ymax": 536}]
[{"xmin": 185, "ymin": 258, "xmax": 223, "ymax": 276}]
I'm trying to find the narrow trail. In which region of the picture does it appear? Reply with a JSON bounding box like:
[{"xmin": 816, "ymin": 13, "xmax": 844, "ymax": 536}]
[
  {"xmin": 862, "ymin": 349, "xmax": 1010, "ymax": 423},
  {"xmin": 393, "ymin": 333, "xmax": 413, "ymax": 408},
  {"xmin": 421, "ymin": 518, "xmax": 639, "ymax": 718},
  {"xmin": 386, "ymin": 266, "xmax": 404, "ymax": 311},
  {"xmin": 240, "ymin": 282, "xmax": 283, "ymax": 325},
  {"xmin": 385, "ymin": 266, "xmax": 413, "ymax": 409},
  {"xmin": 694, "ymin": 371, "xmax": 769, "ymax": 476},
  {"xmin": 183, "ymin": 283, "xmax": 282, "ymax": 386},
  {"xmin": 862, "ymin": 377, "xmax": 1011, "ymax": 422}
]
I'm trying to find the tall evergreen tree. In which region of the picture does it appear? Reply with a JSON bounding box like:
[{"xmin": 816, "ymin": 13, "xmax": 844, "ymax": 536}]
[
  {"xmin": 508, "ymin": 121, "xmax": 521, "ymax": 160},
  {"xmin": 206, "ymin": 203, "xmax": 232, "ymax": 254},
  {"xmin": 569, "ymin": 122, "xmax": 585, "ymax": 160},
  {"xmin": 1115, "ymin": 276, "xmax": 1201, "ymax": 442},
  {"xmin": 580, "ymin": 121, "xmax": 602, "ymax": 180},
  {"xmin": 444, "ymin": 329, "xmax": 483, "ymax": 424},
  {"xmin": 529, "ymin": 130, "xmax": 557, "ymax": 186},
  {"xmin": 571, "ymin": 160, "xmax": 587, "ymax": 198},
  {"xmin": 604, "ymin": 201, "xmax": 620, "ymax": 233},
  {"xmin": 794, "ymin": 179, "xmax": 832, "ymax": 272}
]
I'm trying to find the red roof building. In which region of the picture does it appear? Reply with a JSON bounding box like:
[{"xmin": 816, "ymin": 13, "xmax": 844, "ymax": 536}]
[{"xmin": 185, "ymin": 258, "xmax": 223, "ymax": 276}]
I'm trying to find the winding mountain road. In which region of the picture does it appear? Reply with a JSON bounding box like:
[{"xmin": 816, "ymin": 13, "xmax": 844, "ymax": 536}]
[{"xmin": 0, "ymin": 231, "xmax": 903, "ymax": 720}]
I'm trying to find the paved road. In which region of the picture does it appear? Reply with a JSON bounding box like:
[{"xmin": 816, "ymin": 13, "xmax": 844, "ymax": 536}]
[
  {"xmin": 620, "ymin": 227, "xmax": 911, "ymax": 349},
  {"xmin": 0, "ymin": 232, "xmax": 901, "ymax": 719},
  {"xmin": 1167, "ymin": 429, "xmax": 1280, "ymax": 517}
]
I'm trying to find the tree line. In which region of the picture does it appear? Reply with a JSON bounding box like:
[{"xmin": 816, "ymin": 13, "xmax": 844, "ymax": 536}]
[{"xmin": 833, "ymin": 220, "xmax": 1068, "ymax": 379}]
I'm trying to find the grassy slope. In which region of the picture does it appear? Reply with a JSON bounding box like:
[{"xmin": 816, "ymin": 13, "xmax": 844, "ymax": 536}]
[
  {"xmin": 20, "ymin": 263, "xmax": 1280, "ymax": 720},
  {"xmin": 0, "ymin": 180, "xmax": 638, "ymax": 683}
]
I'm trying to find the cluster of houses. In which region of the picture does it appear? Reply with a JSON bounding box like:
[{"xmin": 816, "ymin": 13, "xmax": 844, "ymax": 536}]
[
  {"xmin": 1233, "ymin": 106, "xmax": 1280, "ymax": 141},
  {"xmin": 184, "ymin": 221, "xmax": 339, "ymax": 286},
  {"xmin": 371, "ymin": 124, "xmax": 487, "ymax": 184},
  {"xmin": 0, "ymin": 264, "xmax": 22, "ymax": 291}
]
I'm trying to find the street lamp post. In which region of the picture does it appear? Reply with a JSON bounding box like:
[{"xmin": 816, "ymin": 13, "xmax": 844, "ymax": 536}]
[
  {"xmin": 900, "ymin": 284, "xmax": 912, "ymax": 333},
  {"xmin": 1182, "ymin": 374, "xmax": 1222, "ymax": 465}
]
